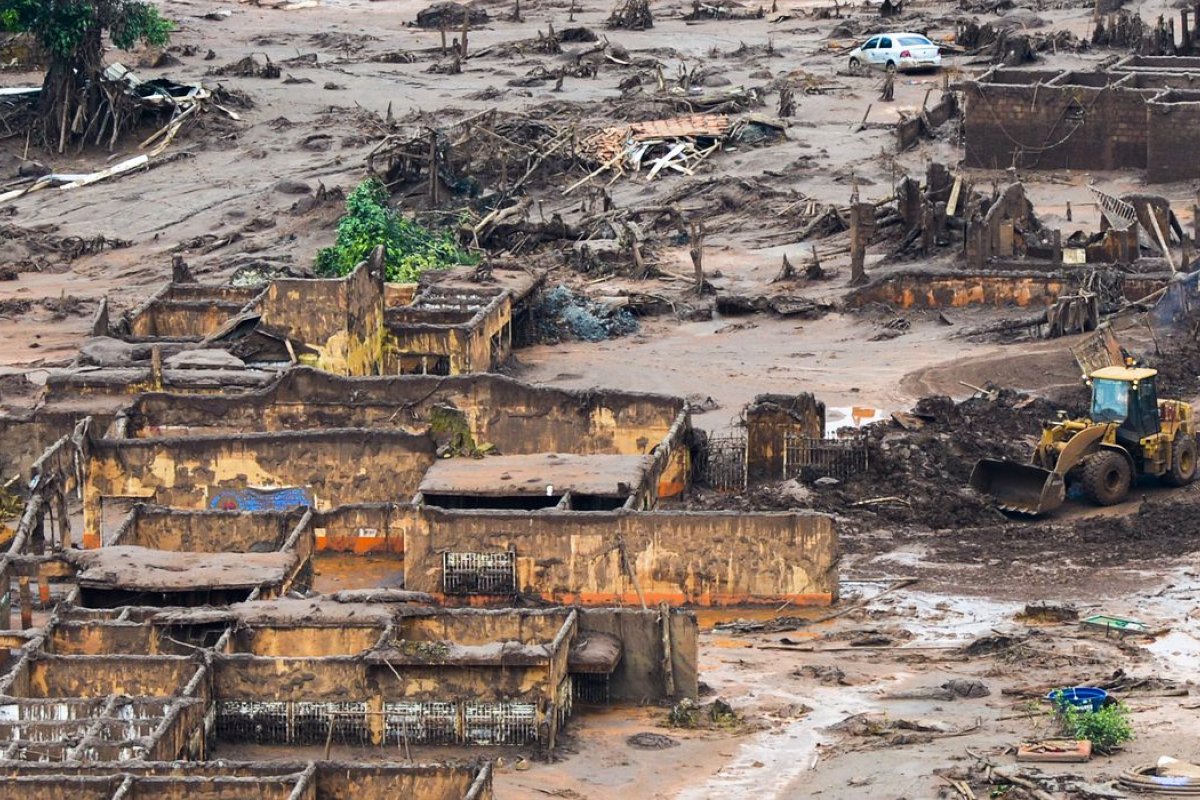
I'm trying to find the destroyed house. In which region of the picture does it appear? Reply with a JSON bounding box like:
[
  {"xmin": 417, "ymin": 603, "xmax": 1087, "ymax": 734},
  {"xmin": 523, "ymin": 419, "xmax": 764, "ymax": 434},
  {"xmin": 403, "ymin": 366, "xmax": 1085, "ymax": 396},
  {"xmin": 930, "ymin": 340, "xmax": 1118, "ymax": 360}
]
[
  {"xmin": 962, "ymin": 60, "xmax": 1200, "ymax": 181},
  {"xmin": 62, "ymin": 368, "xmax": 838, "ymax": 606},
  {"xmin": 83, "ymin": 256, "xmax": 545, "ymax": 388},
  {"xmin": 0, "ymin": 599, "xmax": 695, "ymax": 755}
]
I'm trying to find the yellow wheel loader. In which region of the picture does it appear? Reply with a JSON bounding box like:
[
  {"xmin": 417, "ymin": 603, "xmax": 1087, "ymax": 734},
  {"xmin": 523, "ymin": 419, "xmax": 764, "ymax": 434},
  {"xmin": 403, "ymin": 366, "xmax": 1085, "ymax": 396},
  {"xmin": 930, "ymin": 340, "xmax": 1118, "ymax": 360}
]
[{"xmin": 970, "ymin": 366, "xmax": 1198, "ymax": 514}]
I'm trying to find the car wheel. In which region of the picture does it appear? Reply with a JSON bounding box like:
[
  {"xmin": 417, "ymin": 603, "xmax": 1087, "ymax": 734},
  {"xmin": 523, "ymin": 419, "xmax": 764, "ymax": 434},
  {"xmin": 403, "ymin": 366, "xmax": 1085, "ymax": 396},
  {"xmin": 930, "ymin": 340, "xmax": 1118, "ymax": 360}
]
[{"xmin": 849, "ymin": 57, "xmax": 861, "ymax": 74}]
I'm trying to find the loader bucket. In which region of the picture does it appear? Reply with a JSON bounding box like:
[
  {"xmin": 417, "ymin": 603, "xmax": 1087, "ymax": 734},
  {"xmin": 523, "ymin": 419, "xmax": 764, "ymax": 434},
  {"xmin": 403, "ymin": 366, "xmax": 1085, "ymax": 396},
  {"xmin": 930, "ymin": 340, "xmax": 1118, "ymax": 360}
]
[{"xmin": 969, "ymin": 459, "xmax": 1066, "ymax": 515}]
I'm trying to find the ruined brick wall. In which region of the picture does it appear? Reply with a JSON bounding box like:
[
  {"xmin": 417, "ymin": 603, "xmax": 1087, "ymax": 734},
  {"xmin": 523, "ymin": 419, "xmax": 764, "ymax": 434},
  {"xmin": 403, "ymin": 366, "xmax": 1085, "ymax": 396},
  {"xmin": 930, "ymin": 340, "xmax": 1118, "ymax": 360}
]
[
  {"xmin": 1146, "ymin": 94, "xmax": 1200, "ymax": 181},
  {"xmin": 964, "ymin": 82, "xmax": 1150, "ymax": 170},
  {"xmin": 403, "ymin": 508, "xmax": 839, "ymax": 606},
  {"xmin": 82, "ymin": 430, "xmax": 435, "ymax": 546}
]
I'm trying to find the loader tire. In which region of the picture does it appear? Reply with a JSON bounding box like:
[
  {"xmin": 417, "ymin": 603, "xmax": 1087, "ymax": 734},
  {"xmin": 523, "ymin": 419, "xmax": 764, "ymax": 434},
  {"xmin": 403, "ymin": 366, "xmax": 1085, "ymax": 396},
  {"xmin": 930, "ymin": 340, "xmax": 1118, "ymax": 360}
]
[
  {"xmin": 1080, "ymin": 450, "xmax": 1131, "ymax": 506},
  {"xmin": 1164, "ymin": 435, "xmax": 1198, "ymax": 487}
]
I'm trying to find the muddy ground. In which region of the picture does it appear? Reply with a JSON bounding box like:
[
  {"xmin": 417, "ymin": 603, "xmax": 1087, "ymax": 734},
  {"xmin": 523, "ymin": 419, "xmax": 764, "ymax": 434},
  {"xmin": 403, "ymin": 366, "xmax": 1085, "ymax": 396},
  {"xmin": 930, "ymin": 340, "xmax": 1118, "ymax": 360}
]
[{"xmin": 4, "ymin": 0, "xmax": 1200, "ymax": 796}]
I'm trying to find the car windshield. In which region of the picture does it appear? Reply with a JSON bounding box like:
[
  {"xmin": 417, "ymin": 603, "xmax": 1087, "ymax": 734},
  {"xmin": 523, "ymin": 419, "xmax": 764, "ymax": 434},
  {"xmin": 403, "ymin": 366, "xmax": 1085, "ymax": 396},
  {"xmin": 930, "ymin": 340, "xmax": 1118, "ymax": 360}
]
[
  {"xmin": 1091, "ymin": 379, "xmax": 1129, "ymax": 423},
  {"xmin": 899, "ymin": 35, "xmax": 932, "ymax": 45}
]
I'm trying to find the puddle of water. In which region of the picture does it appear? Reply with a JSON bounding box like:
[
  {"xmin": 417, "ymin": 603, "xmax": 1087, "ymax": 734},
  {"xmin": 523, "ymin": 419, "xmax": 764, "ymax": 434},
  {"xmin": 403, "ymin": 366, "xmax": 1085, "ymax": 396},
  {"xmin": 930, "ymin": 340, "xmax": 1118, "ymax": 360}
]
[
  {"xmin": 824, "ymin": 406, "xmax": 888, "ymax": 437},
  {"xmin": 693, "ymin": 606, "xmax": 828, "ymax": 631},
  {"xmin": 1145, "ymin": 630, "xmax": 1200, "ymax": 679},
  {"xmin": 676, "ymin": 684, "xmax": 873, "ymax": 800}
]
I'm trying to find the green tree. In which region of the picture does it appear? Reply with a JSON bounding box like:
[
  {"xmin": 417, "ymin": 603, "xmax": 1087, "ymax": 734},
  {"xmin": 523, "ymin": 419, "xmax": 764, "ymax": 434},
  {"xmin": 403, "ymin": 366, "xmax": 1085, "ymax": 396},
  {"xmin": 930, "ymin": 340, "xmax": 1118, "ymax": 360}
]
[
  {"xmin": 316, "ymin": 179, "xmax": 478, "ymax": 283},
  {"xmin": 2, "ymin": 0, "xmax": 173, "ymax": 151}
]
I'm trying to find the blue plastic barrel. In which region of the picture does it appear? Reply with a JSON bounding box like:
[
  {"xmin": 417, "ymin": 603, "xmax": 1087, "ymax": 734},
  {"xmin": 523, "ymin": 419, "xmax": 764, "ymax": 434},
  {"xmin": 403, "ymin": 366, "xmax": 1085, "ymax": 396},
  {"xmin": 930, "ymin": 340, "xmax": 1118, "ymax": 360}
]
[{"xmin": 1046, "ymin": 687, "xmax": 1108, "ymax": 712}]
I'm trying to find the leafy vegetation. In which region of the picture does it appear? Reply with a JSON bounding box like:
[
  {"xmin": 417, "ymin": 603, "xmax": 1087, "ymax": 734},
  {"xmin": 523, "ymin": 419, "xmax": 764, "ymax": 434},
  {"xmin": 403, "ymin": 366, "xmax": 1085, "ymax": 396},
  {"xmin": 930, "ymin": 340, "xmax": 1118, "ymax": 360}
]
[
  {"xmin": 315, "ymin": 178, "xmax": 477, "ymax": 283},
  {"xmin": 1050, "ymin": 693, "xmax": 1133, "ymax": 753},
  {"xmin": 5, "ymin": 0, "xmax": 172, "ymax": 56}
]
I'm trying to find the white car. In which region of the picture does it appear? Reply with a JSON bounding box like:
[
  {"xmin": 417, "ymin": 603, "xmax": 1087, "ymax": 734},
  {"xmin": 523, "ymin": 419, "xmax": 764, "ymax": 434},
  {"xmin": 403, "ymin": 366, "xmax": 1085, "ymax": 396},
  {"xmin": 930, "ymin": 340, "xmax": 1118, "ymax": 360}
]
[{"xmin": 848, "ymin": 32, "xmax": 942, "ymax": 74}]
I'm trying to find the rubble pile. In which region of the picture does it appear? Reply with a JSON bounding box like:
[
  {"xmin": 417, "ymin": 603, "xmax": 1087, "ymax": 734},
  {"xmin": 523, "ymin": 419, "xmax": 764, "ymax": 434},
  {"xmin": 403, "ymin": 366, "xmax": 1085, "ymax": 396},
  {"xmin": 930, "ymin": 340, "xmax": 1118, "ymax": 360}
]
[{"xmin": 527, "ymin": 285, "xmax": 639, "ymax": 343}]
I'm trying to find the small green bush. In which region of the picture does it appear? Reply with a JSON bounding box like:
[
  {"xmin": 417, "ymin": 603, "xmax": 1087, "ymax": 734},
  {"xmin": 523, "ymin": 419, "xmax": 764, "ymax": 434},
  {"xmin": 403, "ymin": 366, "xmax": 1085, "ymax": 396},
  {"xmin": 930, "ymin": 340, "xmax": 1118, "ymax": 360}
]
[
  {"xmin": 1052, "ymin": 693, "xmax": 1133, "ymax": 753},
  {"xmin": 315, "ymin": 178, "xmax": 476, "ymax": 283}
]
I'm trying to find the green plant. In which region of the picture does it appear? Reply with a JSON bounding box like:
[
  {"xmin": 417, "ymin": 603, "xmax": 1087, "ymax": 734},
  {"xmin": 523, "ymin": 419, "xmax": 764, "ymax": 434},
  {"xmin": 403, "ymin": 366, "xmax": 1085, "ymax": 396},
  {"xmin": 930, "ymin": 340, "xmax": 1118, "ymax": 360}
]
[
  {"xmin": 1051, "ymin": 694, "xmax": 1133, "ymax": 753},
  {"xmin": 316, "ymin": 178, "xmax": 477, "ymax": 283}
]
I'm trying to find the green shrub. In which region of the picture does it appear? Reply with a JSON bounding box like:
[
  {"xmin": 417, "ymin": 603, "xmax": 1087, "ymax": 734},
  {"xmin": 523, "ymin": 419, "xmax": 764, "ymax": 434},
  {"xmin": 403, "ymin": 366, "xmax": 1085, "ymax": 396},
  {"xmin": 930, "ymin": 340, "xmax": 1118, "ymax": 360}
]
[
  {"xmin": 1052, "ymin": 694, "xmax": 1133, "ymax": 753},
  {"xmin": 315, "ymin": 178, "xmax": 477, "ymax": 283}
]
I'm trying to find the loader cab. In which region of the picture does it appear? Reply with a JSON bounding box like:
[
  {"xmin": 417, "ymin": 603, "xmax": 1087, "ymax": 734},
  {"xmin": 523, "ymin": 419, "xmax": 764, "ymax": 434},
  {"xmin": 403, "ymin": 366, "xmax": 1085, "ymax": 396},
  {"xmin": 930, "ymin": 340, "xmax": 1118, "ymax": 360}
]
[{"xmin": 1089, "ymin": 367, "xmax": 1160, "ymax": 443}]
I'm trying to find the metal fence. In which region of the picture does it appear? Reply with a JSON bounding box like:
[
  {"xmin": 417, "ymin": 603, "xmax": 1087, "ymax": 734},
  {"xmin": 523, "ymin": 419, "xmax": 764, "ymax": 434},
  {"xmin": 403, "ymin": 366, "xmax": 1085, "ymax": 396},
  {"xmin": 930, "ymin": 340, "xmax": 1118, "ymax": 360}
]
[
  {"xmin": 443, "ymin": 551, "xmax": 517, "ymax": 595},
  {"xmin": 783, "ymin": 434, "xmax": 869, "ymax": 481},
  {"xmin": 695, "ymin": 435, "xmax": 747, "ymax": 492},
  {"xmin": 216, "ymin": 697, "xmax": 549, "ymax": 746}
]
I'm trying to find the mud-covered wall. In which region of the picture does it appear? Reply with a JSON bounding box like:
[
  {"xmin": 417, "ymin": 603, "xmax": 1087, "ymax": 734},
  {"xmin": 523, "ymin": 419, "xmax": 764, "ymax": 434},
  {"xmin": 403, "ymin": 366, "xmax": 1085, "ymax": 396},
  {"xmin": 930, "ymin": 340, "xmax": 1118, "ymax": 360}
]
[
  {"xmin": 848, "ymin": 271, "xmax": 1171, "ymax": 309},
  {"xmin": 579, "ymin": 609, "xmax": 699, "ymax": 700},
  {"xmin": 963, "ymin": 80, "xmax": 1151, "ymax": 170},
  {"xmin": 110, "ymin": 506, "xmax": 304, "ymax": 552},
  {"xmin": 745, "ymin": 395, "xmax": 826, "ymax": 482},
  {"xmin": 401, "ymin": 610, "xmax": 567, "ymax": 646},
  {"xmin": 232, "ymin": 625, "xmax": 382, "ymax": 657},
  {"xmin": 313, "ymin": 504, "xmax": 405, "ymax": 554},
  {"xmin": 403, "ymin": 508, "xmax": 839, "ymax": 606},
  {"xmin": 385, "ymin": 293, "xmax": 511, "ymax": 375},
  {"xmin": 125, "ymin": 370, "xmax": 686, "ymax": 459},
  {"xmin": 256, "ymin": 262, "xmax": 385, "ymax": 376},
  {"xmin": 0, "ymin": 763, "xmax": 491, "ymax": 800},
  {"xmin": 128, "ymin": 301, "xmax": 248, "ymax": 339},
  {"xmin": 26, "ymin": 656, "xmax": 199, "ymax": 698},
  {"xmin": 213, "ymin": 655, "xmax": 553, "ymax": 704},
  {"xmin": 0, "ymin": 412, "xmax": 94, "ymax": 483},
  {"xmin": 82, "ymin": 430, "xmax": 435, "ymax": 547},
  {"xmin": 317, "ymin": 764, "xmax": 491, "ymax": 800}
]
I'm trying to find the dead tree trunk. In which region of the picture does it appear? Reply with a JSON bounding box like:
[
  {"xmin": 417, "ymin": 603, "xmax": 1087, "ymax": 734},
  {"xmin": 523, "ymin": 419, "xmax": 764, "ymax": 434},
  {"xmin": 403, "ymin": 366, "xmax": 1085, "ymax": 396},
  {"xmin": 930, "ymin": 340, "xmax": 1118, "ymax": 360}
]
[
  {"xmin": 778, "ymin": 83, "xmax": 795, "ymax": 118},
  {"xmin": 689, "ymin": 220, "xmax": 706, "ymax": 294},
  {"xmin": 39, "ymin": 27, "xmax": 109, "ymax": 153}
]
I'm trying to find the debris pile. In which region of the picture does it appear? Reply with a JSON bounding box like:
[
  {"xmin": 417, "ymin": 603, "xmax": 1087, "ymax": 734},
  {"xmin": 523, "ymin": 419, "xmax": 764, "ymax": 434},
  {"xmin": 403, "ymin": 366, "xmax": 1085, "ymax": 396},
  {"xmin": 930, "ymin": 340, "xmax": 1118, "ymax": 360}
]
[
  {"xmin": 577, "ymin": 114, "xmax": 732, "ymax": 185},
  {"xmin": 608, "ymin": 0, "xmax": 654, "ymax": 30},
  {"xmin": 415, "ymin": 1, "xmax": 489, "ymax": 29},
  {"xmin": 368, "ymin": 110, "xmax": 581, "ymax": 208},
  {"xmin": 527, "ymin": 285, "xmax": 638, "ymax": 343},
  {"xmin": 0, "ymin": 223, "xmax": 132, "ymax": 278}
]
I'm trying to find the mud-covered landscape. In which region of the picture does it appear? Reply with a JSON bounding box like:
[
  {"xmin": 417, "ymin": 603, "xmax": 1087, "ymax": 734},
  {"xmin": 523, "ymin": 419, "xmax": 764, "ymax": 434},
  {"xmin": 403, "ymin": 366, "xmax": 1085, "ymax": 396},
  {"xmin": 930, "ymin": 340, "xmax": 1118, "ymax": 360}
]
[{"xmin": 2, "ymin": 0, "xmax": 1200, "ymax": 796}]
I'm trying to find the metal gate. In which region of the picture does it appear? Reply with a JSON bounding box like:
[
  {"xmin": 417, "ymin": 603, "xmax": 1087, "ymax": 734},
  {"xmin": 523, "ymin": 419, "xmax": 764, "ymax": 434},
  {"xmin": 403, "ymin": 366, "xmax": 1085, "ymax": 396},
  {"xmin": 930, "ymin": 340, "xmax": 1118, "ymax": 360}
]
[
  {"xmin": 443, "ymin": 551, "xmax": 517, "ymax": 595},
  {"xmin": 783, "ymin": 434, "xmax": 869, "ymax": 481},
  {"xmin": 696, "ymin": 435, "xmax": 747, "ymax": 492}
]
